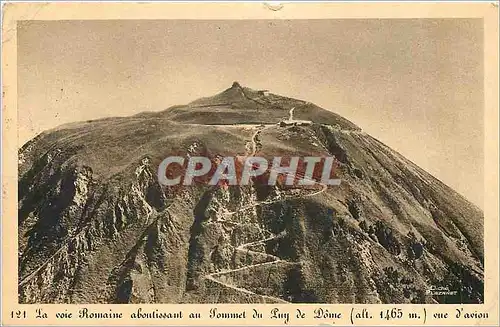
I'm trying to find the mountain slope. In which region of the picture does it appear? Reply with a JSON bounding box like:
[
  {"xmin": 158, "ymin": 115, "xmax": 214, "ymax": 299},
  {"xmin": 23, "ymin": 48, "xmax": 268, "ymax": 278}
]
[{"xmin": 18, "ymin": 83, "xmax": 483, "ymax": 304}]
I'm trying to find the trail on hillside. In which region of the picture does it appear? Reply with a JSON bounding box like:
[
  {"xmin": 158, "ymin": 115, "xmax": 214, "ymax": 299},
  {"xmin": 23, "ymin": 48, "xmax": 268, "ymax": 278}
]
[{"xmin": 202, "ymin": 113, "xmax": 330, "ymax": 303}]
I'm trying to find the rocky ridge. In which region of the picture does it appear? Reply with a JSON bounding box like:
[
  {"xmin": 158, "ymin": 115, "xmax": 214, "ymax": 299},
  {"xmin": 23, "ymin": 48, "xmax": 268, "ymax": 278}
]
[{"xmin": 18, "ymin": 83, "xmax": 484, "ymax": 304}]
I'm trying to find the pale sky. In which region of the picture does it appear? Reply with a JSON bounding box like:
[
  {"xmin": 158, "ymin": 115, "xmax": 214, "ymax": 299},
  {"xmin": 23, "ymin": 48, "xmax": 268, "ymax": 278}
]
[{"xmin": 17, "ymin": 19, "xmax": 484, "ymax": 208}]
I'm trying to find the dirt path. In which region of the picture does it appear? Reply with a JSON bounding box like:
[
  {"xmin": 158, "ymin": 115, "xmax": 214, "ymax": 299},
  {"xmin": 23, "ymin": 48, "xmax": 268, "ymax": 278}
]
[
  {"xmin": 203, "ymin": 119, "xmax": 329, "ymax": 303},
  {"xmin": 289, "ymin": 106, "xmax": 295, "ymax": 121}
]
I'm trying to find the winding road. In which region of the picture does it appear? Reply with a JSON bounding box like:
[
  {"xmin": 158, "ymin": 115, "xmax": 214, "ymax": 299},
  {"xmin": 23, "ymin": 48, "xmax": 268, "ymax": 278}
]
[{"xmin": 202, "ymin": 107, "xmax": 330, "ymax": 303}]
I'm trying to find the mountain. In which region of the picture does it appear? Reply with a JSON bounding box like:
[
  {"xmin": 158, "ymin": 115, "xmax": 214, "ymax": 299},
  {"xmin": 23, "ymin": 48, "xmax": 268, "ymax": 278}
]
[{"xmin": 18, "ymin": 82, "xmax": 483, "ymax": 304}]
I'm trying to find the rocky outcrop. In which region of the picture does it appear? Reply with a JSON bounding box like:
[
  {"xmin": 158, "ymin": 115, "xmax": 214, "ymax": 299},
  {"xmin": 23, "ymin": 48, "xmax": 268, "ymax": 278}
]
[{"xmin": 18, "ymin": 84, "xmax": 483, "ymax": 304}]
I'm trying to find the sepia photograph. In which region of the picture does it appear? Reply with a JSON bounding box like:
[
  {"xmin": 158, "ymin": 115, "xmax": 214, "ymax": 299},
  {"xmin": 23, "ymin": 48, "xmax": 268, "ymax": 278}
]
[{"xmin": 15, "ymin": 17, "xmax": 486, "ymax": 305}]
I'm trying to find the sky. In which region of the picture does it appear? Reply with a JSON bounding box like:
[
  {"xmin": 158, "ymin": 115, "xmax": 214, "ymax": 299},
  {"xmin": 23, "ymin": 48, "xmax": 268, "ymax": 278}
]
[{"xmin": 17, "ymin": 19, "xmax": 484, "ymax": 208}]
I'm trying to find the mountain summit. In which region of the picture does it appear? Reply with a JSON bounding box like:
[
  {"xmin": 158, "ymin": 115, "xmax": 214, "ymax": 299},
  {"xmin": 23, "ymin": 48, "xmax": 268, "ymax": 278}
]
[
  {"xmin": 18, "ymin": 85, "xmax": 483, "ymax": 304},
  {"xmin": 156, "ymin": 83, "xmax": 360, "ymax": 129},
  {"xmin": 231, "ymin": 81, "xmax": 242, "ymax": 89}
]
